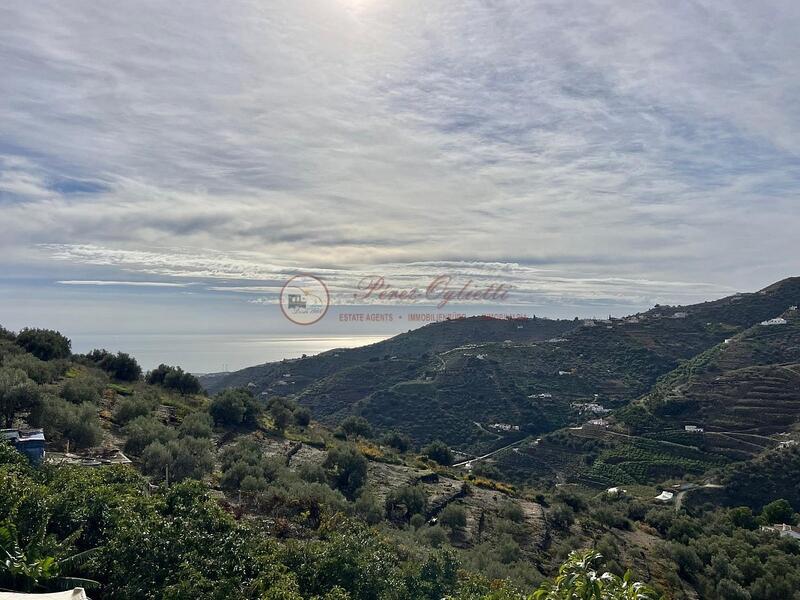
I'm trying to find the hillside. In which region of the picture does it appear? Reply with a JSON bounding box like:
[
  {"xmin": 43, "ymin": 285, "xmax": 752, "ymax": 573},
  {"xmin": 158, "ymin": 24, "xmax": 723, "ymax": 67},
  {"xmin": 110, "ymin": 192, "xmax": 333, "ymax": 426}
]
[
  {"xmin": 493, "ymin": 281, "xmax": 800, "ymax": 488},
  {"xmin": 205, "ymin": 278, "xmax": 800, "ymax": 459},
  {"xmin": 6, "ymin": 282, "xmax": 800, "ymax": 599},
  {"xmin": 621, "ymin": 305, "xmax": 800, "ymax": 460},
  {"xmin": 200, "ymin": 316, "xmax": 578, "ymax": 397}
]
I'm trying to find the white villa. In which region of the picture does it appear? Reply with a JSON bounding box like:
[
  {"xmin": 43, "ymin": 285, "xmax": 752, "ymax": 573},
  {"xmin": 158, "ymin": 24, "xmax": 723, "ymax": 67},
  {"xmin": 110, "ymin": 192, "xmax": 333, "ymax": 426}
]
[
  {"xmin": 760, "ymin": 317, "xmax": 788, "ymax": 326},
  {"xmin": 761, "ymin": 523, "xmax": 800, "ymax": 541},
  {"xmin": 490, "ymin": 423, "xmax": 520, "ymax": 432}
]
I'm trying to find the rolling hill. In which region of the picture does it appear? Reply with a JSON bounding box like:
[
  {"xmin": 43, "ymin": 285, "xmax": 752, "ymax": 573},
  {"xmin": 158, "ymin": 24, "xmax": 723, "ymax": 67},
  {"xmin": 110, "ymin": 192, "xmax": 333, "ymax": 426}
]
[{"xmin": 202, "ymin": 278, "xmax": 800, "ymax": 462}]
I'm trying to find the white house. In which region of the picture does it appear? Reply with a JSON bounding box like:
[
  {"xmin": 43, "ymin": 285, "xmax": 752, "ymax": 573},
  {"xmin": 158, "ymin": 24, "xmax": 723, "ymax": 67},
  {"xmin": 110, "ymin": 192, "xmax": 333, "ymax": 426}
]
[
  {"xmin": 572, "ymin": 402, "xmax": 610, "ymax": 414},
  {"xmin": 655, "ymin": 491, "xmax": 675, "ymax": 502},
  {"xmin": 671, "ymin": 312, "xmax": 688, "ymax": 319},
  {"xmin": 761, "ymin": 523, "xmax": 800, "ymax": 541},
  {"xmin": 760, "ymin": 318, "xmax": 787, "ymax": 326},
  {"xmin": 490, "ymin": 423, "xmax": 520, "ymax": 432},
  {"xmin": 684, "ymin": 425, "xmax": 704, "ymax": 433}
]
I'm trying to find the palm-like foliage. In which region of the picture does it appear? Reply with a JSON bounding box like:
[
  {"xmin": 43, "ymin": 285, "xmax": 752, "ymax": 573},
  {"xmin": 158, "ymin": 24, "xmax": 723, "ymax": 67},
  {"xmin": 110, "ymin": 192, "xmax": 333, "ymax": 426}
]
[
  {"xmin": 531, "ymin": 550, "xmax": 660, "ymax": 600},
  {"xmin": 0, "ymin": 523, "xmax": 100, "ymax": 592}
]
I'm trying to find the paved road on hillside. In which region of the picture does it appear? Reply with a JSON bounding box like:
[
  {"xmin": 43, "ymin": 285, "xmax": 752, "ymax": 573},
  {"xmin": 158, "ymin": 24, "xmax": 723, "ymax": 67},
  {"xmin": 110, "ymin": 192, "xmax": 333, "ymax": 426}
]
[
  {"xmin": 675, "ymin": 483, "xmax": 724, "ymax": 511},
  {"xmin": 452, "ymin": 437, "xmax": 530, "ymax": 467}
]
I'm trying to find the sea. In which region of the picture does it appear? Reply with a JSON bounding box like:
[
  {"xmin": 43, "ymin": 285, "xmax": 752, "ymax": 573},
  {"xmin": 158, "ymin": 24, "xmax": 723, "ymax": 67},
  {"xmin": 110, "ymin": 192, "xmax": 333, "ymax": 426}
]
[{"xmin": 69, "ymin": 333, "xmax": 391, "ymax": 374}]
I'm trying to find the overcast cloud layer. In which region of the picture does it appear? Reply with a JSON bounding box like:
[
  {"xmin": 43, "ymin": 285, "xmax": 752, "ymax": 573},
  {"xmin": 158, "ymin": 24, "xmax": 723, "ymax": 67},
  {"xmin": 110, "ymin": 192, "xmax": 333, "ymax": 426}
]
[{"xmin": 1, "ymin": 1, "xmax": 799, "ymax": 359}]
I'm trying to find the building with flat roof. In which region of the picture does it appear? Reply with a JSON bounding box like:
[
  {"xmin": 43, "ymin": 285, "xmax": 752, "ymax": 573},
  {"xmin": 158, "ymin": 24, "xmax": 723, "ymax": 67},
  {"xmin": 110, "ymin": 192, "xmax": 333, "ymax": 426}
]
[{"xmin": 1, "ymin": 428, "xmax": 46, "ymax": 464}]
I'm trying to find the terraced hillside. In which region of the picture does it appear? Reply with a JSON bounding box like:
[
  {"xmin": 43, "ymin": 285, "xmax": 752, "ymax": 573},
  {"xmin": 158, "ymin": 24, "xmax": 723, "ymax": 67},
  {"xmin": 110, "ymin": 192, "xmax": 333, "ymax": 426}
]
[
  {"xmin": 204, "ymin": 278, "xmax": 800, "ymax": 460},
  {"xmin": 492, "ymin": 286, "xmax": 800, "ymax": 486},
  {"xmin": 200, "ymin": 316, "xmax": 578, "ymax": 396},
  {"xmin": 621, "ymin": 307, "xmax": 800, "ymax": 458}
]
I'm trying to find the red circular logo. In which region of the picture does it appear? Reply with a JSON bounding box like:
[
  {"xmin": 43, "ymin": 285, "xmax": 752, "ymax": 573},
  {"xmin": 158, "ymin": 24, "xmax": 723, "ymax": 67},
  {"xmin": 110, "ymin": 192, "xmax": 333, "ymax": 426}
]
[{"xmin": 279, "ymin": 274, "xmax": 330, "ymax": 325}]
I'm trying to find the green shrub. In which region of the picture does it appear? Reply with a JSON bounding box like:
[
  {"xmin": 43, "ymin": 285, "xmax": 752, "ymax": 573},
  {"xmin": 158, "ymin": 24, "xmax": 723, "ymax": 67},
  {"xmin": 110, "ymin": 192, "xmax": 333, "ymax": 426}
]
[
  {"xmin": 179, "ymin": 412, "xmax": 213, "ymax": 438},
  {"xmin": 423, "ymin": 440, "xmax": 453, "ymax": 466},
  {"xmin": 439, "ymin": 504, "xmax": 467, "ymax": 532},
  {"xmin": 141, "ymin": 441, "xmax": 172, "ymax": 479},
  {"xmin": 114, "ymin": 394, "xmax": 157, "ymax": 425},
  {"xmin": 2, "ymin": 354, "xmax": 62, "ymax": 384},
  {"xmin": 554, "ymin": 489, "xmax": 587, "ymax": 513},
  {"xmin": 40, "ymin": 397, "xmax": 102, "ymax": 449},
  {"xmin": 760, "ymin": 498, "xmax": 796, "ymax": 525},
  {"xmin": 425, "ymin": 526, "xmax": 447, "ymax": 548},
  {"xmin": 382, "ymin": 431, "xmax": 412, "ymax": 453},
  {"xmin": 164, "ymin": 436, "xmax": 215, "ymax": 482},
  {"xmin": 323, "ymin": 445, "xmax": 367, "ymax": 500},
  {"xmin": 500, "ymin": 501, "xmax": 525, "ymax": 523},
  {"xmin": 297, "ymin": 462, "xmax": 327, "ymax": 484},
  {"xmin": 386, "ymin": 485, "xmax": 427, "ymax": 521},
  {"xmin": 592, "ymin": 507, "xmax": 631, "ymax": 530},
  {"xmin": 146, "ymin": 364, "xmax": 201, "ymax": 394},
  {"xmin": 60, "ymin": 377, "xmax": 103, "ymax": 405},
  {"xmin": 548, "ymin": 503, "xmax": 575, "ymax": 530},
  {"xmin": 293, "ymin": 407, "xmax": 311, "ymax": 427},
  {"xmin": 337, "ymin": 416, "xmax": 373, "ymax": 439},
  {"xmin": 209, "ymin": 388, "xmax": 261, "ymax": 428},
  {"xmin": 355, "ymin": 489, "xmax": 384, "ymax": 525},
  {"xmin": 497, "ymin": 534, "xmax": 521, "ymax": 564},
  {"xmin": 122, "ymin": 416, "xmax": 177, "ymax": 455},
  {"xmin": 219, "ymin": 439, "xmax": 284, "ymax": 491},
  {"xmin": 15, "ymin": 328, "xmax": 71, "ymax": 361},
  {"xmin": 728, "ymin": 506, "xmax": 757, "ymax": 530},
  {"xmin": 410, "ymin": 513, "xmax": 426, "ymax": 530},
  {"xmin": 0, "ymin": 367, "xmax": 42, "ymax": 428},
  {"xmin": 269, "ymin": 404, "xmax": 292, "ymax": 432},
  {"xmin": 86, "ymin": 349, "xmax": 142, "ymax": 381}
]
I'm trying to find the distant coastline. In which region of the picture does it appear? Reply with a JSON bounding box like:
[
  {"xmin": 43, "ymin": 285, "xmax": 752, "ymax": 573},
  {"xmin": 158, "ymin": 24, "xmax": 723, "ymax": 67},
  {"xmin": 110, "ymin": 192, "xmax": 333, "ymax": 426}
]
[{"xmin": 69, "ymin": 333, "xmax": 391, "ymax": 374}]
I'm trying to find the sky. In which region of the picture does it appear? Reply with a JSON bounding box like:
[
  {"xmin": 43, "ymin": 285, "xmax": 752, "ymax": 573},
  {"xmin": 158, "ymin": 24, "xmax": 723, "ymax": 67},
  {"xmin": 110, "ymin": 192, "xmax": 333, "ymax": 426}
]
[{"xmin": 1, "ymin": 0, "xmax": 799, "ymax": 371}]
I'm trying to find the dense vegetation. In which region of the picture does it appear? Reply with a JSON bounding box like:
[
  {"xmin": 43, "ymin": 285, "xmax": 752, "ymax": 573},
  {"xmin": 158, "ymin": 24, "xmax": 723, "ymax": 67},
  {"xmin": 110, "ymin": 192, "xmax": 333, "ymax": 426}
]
[{"xmin": 3, "ymin": 278, "xmax": 800, "ymax": 598}]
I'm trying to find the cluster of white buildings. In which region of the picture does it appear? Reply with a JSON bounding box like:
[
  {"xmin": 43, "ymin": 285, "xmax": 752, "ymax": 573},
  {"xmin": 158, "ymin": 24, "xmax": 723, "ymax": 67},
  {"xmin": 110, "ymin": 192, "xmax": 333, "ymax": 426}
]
[
  {"xmin": 572, "ymin": 402, "xmax": 610, "ymax": 415},
  {"xmin": 489, "ymin": 423, "xmax": 520, "ymax": 432},
  {"xmin": 761, "ymin": 523, "xmax": 800, "ymax": 541},
  {"xmin": 760, "ymin": 317, "xmax": 788, "ymax": 326}
]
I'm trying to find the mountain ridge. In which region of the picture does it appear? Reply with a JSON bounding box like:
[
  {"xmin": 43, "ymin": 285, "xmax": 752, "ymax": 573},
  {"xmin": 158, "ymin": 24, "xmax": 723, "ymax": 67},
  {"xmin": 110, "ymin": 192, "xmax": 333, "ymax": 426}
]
[{"xmin": 201, "ymin": 277, "xmax": 800, "ymax": 460}]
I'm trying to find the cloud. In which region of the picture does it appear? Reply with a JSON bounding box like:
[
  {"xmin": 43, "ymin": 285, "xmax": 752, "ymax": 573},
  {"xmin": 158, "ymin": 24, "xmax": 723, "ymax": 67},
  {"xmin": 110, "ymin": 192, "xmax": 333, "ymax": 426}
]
[
  {"xmin": 44, "ymin": 243, "xmax": 734, "ymax": 309},
  {"xmin": 57, "ymin": 280, "xmax": 191, "ymax": 287},
  {"xmin": 1, "ymin": 0, "xmax": 799, "ymax": 307}
]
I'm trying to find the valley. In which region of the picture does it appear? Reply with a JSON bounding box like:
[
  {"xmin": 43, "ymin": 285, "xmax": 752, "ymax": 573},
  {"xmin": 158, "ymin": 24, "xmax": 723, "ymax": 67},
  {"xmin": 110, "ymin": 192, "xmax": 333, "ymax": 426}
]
[{"xmin": 3, "ymin": 277, "xmax": 800, "ymax": 599}]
